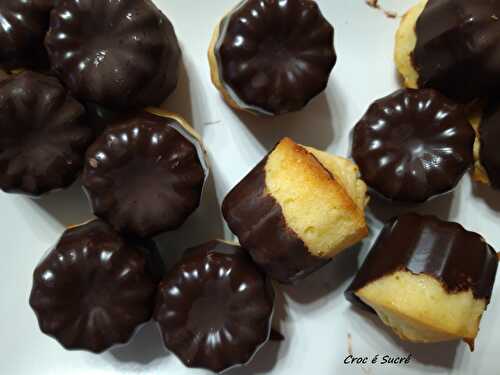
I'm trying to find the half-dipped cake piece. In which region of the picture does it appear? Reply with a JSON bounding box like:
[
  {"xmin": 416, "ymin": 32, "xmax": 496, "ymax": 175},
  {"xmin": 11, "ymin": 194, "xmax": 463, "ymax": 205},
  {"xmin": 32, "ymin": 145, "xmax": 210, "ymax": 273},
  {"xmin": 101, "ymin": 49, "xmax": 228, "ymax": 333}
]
[
  {"xmin": 29, "ymin": 220, "xmax": 162, "ymax": 353},
  {"xmin": 352, "ymin": 88, "xmax": 475, "ymax": 203},
  {"xmin": 0, "ymin": 71, "xmax": 93, "ymax": 196},
  {"xmin": 223, "ymin": 138, "xmax": 368, "ymax": 283},
  {"xmin": 45, "ymin": 0, "xmax": 181, "ymax": 110},
  {"xmin": 395, "ymin": 0, "xmax": 500, "ymax": 102},
  {"xmin": 471, "ymin": 100, "xmax": 500, "ymax": 190},
  {"xmin": 82, "ymin": 109, "xmax": 208, "ymax": 238},
  {"xmin": 209, "ymin": 0, "xmax": 336, "ymax": 116},
  {"xmin": 154, "ymin": 240, "xmax": 274, "ymax": 373},
  {"xmin": 346, "ymin": 214, "xmax": 498, "ymax": 350}
]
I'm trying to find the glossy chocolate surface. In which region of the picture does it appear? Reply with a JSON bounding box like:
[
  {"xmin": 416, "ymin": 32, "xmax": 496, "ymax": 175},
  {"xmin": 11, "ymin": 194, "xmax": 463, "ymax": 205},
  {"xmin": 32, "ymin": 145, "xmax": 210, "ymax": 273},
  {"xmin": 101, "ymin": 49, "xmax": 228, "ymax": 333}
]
[
  {"xmin": 45, "ymin": 0, "xmax": 181, "ymax": 110},
  {"xmin": 29, "ymin": 220, "xmax": 159, "ymax": 353},
  {"xmin": 413, "ymin": 0, "xmax": 500, "ymax": 102},
  {"xmin": 480, "ymin": 99, "xmax": 500, "ymax": 189},
  {"xmin": 154, "ymin": 240, "xmax": 274, "ymax": 373},
  {"xmin": 222, "ymin": 158, "xmax": 329, "ymax": 283},
  {"xmin": 0, "ymin": 71, "xmax": 92, "ymax": 196},
  {"xmin": 352, "ymin": 89, "xmax": 474, "ymax": 203},
  {"xmin": 346, "ymin": 214, "xmax": 498, "ymax": 309},
  {"xmin": 215, "ymin": 0, "xmax": 336, "ymax": 115},
  {"xmin": 83, "ymin": 111, "xmax": 206, "ymax": 238},
  {"xmin": 0, "ymin": 0, "xmax": 52, "ymax": 70}
]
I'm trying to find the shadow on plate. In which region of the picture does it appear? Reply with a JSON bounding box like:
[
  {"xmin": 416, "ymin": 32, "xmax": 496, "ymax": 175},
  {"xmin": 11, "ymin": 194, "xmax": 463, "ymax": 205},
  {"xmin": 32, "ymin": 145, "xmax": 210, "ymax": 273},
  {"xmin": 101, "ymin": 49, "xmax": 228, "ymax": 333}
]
[
  {"xmin": 349, "ymin": 305, "xmax": 459, "ymax": 368},
  {"xmin": 282, "ymin": 243, "xmax": 361, "ymax": 306},
  {"xmin": 30, "ymin": 179, "xmax": 93, "ymax": 227},
  {"xmin": 109, "ymin": 321, "xmax": 167, "ymax": 365},
  {"xmin": 154, "ymin": 170, "xmax": 224, "ymax": 271},
  {"xmin": 234, "ymin": 92, "xmax": 335, "ymax": 151},
  {"xmin": 367, "ymin": 187, "xmax": 456, "ymax": 224},
  {"xmin": 162, "ymin": 56, "xmax": 193, "ymax": 127},
  {"xmin": 227, "ymin": 287, "xmax": 290, "ymax": 375},
  {"xmin": 472, "ymin": 181, "xmax": 500, "ymax": 212}
]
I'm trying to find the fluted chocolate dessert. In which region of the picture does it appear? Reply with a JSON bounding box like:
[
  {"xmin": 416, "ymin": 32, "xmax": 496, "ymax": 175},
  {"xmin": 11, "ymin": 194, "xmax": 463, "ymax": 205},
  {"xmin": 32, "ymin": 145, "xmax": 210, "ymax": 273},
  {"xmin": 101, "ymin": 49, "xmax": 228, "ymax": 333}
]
[
  {"xmin": 395, "ymin": 0, "xmax": 500, "ymax": 102},
  {"xmin": 209, "ymin": 0, "xmax": 336, "ymax": 116},
  {"xmin": 29, "ymin": 220, "xmax": 161, "ymax": 353},
  {"xmin": 83, "ymin": 109, "xmax": 208, "ymax": 238},
  {"xmin": 45, "ymin": 0, "xmax": 181, "ymax": 110},
  {"xmin": 346, "ymin": 214, "xmax": 498, "ymax": 350},
  {"xmin": 154, "ymin": 240, "xmax": 274, "ymax": 373},
  {"xmin": 352, "ymin": 88, "xmax": 474, "ymax": 203},
  {"xmin": 0, "ymin": 71, "xmax": 92, "ymax": 196},
  {"xmin": 0, "ymin": 0, "xmax": 53, "ymax": 70}
]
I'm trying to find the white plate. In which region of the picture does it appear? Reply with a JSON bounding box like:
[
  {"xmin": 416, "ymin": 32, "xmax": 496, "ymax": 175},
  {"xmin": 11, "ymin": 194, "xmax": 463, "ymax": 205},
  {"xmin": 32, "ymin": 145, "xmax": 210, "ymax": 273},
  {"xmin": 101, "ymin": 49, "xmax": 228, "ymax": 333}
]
[{"xmin": 1, "ymin": 0, "xmax": 499, "ymax": 374}]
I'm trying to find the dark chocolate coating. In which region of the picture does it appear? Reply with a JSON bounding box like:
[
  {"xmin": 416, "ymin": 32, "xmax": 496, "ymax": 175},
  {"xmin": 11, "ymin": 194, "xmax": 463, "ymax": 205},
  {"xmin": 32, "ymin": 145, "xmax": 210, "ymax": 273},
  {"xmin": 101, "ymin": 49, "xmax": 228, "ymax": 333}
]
[
  {"xmin": 29, "ymin": 220, "xmax": 159, "ymax": 353},
  {"xmin": 83, "ymin": 111, "xmax": 206, "ymax": 238},
  {"xmin": 45, "ymin": 0, "xmax": 181, "ymax": 110},
  {"xmin": 346, "ymin": 214, "xmax": 498, "ymax": 310},
  {"xmin": 413, "ymin": 0, "xmax": 500, "ymax": 102},
  {"xmin": 352, "ymin": 89, "xmax": 474, "ymax": 203},
  {"xmin": 0, "ymin": 0, "xmax": 53, "ymax": 70},
  {"xmin": 214, "ymin": 0, "xmax": 336, "ymax": 115},
  {"xmin": 0, "ymin": 71, "xmax": 92, "ymax": 196},
  {"xmin": 479, "ymin": 99, "xmax": 500, "ymax": 189},
  {"xmin": 154, "ymin": 240, "xmax": 274, "ymax": 373},
  {"xmin": 222, "ymin": 158, "xmax": 329, "ymax": 284}
]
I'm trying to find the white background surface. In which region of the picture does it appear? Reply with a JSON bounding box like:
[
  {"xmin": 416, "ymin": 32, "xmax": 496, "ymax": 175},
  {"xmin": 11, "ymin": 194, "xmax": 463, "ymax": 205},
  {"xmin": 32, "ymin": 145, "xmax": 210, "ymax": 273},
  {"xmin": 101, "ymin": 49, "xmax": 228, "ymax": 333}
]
[{"xmin": 1, "ymin": 0, "xmax": 499, "ymax": 374}]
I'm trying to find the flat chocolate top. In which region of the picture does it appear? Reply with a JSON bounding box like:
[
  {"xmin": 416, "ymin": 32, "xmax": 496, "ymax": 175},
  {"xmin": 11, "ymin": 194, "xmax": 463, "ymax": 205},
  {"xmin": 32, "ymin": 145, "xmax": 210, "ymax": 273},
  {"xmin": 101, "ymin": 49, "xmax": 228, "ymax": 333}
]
[
  {"xmin": 0, "ymin": 71, "xmax": 92, "ymax": 196},
  {"xmin": 413, "ymin": 0, "xmax": 500, "ymax": 102},
  {"xmin": 45, "ymin": 0, "xmax": 180, "ymax": 110},
  {"xmin": 480, "ymin": 99, "xmax": 500, "ymax": 189},
  {"xmin": 83, "ymin": 111, "xmax": 206, "ymax": 238},
  {"xmin": 215, "ymin": 0, "xmax": 336, "ymax": 115},
  {"xmin": 154, "ymin": 240, "xmax": 274, "ymax": 373},
  {"xmin": 29, "ymin": 220, "xmax": 158, "ymax": 353},
  {"xmin": 0, "ymin": 0, "xmax": 52, "ymax": 70},
  {"xmin": 346, "ymin": 214, "xmax": 498, "ymax": 309},
  {"xmin": 222, "ymin": 157, "xmax": 329, "ymax": 283},
  {"xmin": 352, "ymin": 89, "xmax": 474, "ymax": 203}
]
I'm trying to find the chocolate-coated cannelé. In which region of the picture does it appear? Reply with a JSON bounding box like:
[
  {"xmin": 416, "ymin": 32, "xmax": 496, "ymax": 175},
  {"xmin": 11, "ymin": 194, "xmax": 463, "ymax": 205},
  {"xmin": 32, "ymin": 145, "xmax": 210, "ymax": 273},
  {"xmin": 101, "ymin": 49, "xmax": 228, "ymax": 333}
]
[
  {"xmin": 395, "ymin": 0, "xmax": 500, "ymax": 102},
  {"xmin": 45, "ymin": 0, "xmax": 181, "ymax": 110},
  {"xmin": 83, "ymin": 110, "xmax": 208, "ymax": 238},
  {"xmin": 471, "ymin": 100, "xmax": 500, "ymax": 189},
  {"xmin": 209, "ymin": 0, "xmax": 336, "ymax": 116},
  {"xmin": 0, "ymin": 71, "xmax": 92, "ymax": 196},
  {"xmin": 346, "ymin": 214, "xmax": 498, "ymax": 350},
  {"xmin": 29, "ymin": 220, "xmax": 161, "ymax": 353},
  {"xmin": 352, "ymin": 88, "xmax": 474, "ymax": 203},
  {"xmin": 223, "ymin": 138, "xmax": 368, "ymax": 283},
  {"xmin": 0, "ymin": 0, "xmax": 53, "ymax": 70},
  {"xmin": 154, "ymin": 240, "xmax": 274, "ymax": 373}
]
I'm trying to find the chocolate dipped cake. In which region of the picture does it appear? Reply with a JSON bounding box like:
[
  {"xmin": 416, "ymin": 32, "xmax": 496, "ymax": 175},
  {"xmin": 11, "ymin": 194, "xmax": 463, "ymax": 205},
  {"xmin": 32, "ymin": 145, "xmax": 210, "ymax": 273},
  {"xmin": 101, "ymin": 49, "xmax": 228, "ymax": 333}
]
[
  {"xmin": 45, "ymin": 0, "xmax": 181, "ymax": 110},
  {"xmin": 471, "ymin": 100, "xmax": 500, "ymax": 189},
  {"xmin": 82, "ymin": 109, "xmax": 208, "ymax": 238},
  {"xmin": 352, "ymin": 88, "xmax": 475, "ymax": 203},
  {"xmin": 208, "ymin": 0, "xmax": 336, "ymax": 116},
  {"xmin": 29, "ymin": 220, "xmax": 160, "ymax": 353},
  {"xmin": 346, "ymin": 214, "xmax": 498, "ymax": 350},
  {"xmin": 0, "ymin": 71, "xmax": 92, "ymax": 196},
  {"xmin": 222, "ymin": 137, "xmax": 368, "ymax": 283},
  {"xmin": 395, "ymin": 0, "xmax": 500, "ymax": 102},
  {"xmin": 0, "ymin": 0, "xmax": 53, "ymax": 70},
  {"xmin": 154, "ymin": 240, "xmax": 274, "ymax": 373}
]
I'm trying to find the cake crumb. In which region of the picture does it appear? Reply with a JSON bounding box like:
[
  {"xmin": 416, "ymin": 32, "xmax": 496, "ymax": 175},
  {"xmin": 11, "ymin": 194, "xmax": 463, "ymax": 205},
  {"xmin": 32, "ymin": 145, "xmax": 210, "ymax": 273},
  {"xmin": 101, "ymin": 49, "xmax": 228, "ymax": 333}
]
[
  {"xmin": 347, "ymin": 333, "xmax": 353, "ymax": 355},
  {"xmin": 365, "ymin": 0, "xmax": 398, "ymax": 19},
  {"xmin": 384, "ymin": 10, "xmax": 397, "ymax": 18}
]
